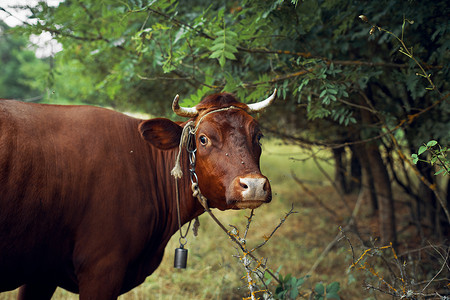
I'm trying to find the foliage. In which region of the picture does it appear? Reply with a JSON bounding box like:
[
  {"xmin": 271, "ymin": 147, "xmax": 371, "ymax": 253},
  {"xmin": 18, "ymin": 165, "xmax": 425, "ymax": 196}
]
[
  {"xmin": 412, "ymin": 140, "xmax": 449, "ymax": 176},
  {"xmin": 273, "ymin": 272, "xmax": 308, "ymax": 299},
  {"xmin": 3, "ymin": 0, "xmax": 448, "ymax": 134},
  {"xmin": 313, "ymin": 282, "xmax": 340, "ymax": 300},
  {"xmin": 209, "ymin": 22, "xmax": 239, "ymax": 67},
  {"xmin": 0, "ymin": 21, "xmax": 49, "ymax": 100},
  {"xmin": 360, "ymin": 14, "xmax": 449, "ymax": 178}
]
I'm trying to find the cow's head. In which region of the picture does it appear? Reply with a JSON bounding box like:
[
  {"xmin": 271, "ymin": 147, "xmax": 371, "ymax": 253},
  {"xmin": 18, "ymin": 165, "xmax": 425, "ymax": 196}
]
[{"xmin": 139, "ymin": 90, "xmax": 275, "ymax": 210}]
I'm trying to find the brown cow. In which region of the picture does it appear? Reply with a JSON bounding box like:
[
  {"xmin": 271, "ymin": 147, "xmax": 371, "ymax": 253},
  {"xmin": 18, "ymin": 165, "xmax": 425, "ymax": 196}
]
[{"xmin": 0, "ymin": 90, "xmax": 275, "ymax": 299}]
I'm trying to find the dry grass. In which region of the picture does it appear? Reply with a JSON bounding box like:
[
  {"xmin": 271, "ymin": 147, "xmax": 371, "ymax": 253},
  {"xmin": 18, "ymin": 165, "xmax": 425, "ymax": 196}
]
[{"xmin": 1, "ymin": 140, "xmax": 445, "ymax": 299}]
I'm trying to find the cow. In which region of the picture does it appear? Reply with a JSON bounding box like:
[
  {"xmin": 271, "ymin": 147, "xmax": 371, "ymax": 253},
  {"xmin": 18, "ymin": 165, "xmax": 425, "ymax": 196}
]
[{"xmin": 0, "ymin": 90, "xmax": 276, "ymax": 299}]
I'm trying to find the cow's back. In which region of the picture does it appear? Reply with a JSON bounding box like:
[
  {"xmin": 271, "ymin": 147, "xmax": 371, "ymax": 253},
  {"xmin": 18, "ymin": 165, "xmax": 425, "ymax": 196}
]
[{"xmin": 0, "ymin": 100, "xmax": 155, "ymax": 292}]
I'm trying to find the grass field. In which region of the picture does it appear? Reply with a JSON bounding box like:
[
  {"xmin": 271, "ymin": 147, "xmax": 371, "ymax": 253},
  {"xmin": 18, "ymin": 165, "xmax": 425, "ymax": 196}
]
[{"xmin": 0, "ymin": 139, "xmax": 433, "ymax": 299}]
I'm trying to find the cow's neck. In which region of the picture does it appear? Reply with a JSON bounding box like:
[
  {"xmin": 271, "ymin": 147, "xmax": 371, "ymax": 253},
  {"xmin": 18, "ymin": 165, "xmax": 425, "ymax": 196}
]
[
  {"xmin": 161, "ymin": 147, "xmax": 204, "ymax": 237},
  {"xmin": 178, "ymin": 149, "xmax": 205, "ymax": 223}
]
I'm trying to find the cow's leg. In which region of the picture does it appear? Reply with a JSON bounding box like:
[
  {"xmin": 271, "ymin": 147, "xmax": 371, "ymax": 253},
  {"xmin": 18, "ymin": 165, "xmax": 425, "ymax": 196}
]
[
  {"xmin": 18, "ymin": 282, "xmax": 56, "ymax": 300},
  {"xmin": 77, "ymin": 258, "xmax": 126, "ymax": 300},
  {"xmin": 78, "ymin": 272, "xmax": 124, "ymax": 300}
]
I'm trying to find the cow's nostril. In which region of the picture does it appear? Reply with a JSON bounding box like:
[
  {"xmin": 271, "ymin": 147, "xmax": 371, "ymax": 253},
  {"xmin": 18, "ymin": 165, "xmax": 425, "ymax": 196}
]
[
  {"xmin": 240, "ymin": 181, "xmax": 248, "ymax": 189},
  {"xmin": 264, "ymin": 180, "xmax": 270, "ymax": 191}
]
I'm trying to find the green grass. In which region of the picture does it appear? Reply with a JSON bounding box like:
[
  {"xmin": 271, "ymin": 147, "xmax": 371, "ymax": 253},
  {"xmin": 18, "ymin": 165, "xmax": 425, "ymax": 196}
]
[{"xmin": 1, "ymin": 139, "xmax": 361, "ymax": 300}]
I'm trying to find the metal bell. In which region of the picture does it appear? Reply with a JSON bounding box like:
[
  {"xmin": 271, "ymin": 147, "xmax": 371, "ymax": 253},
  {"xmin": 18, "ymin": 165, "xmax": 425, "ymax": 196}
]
[{"xmin": 174, "ymin": 246, "xmax": 188, "ymax": 269}]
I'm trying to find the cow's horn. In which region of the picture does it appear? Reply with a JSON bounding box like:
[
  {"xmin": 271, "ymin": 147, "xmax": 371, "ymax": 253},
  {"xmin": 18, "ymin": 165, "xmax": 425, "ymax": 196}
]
[
  {"xmin": 246, "ymin": 89, "xmax": 277, "ymax": 113},
  {"xmin": 172, "ymin": 94, "xmax": 199, "ymax": 118}
]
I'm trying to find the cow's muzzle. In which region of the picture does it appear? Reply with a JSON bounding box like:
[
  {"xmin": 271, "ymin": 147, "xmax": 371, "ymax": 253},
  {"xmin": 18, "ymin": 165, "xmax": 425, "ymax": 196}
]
[{"xmin": 227, "ymin": 174, "xmax": 272, "ymax": 209}]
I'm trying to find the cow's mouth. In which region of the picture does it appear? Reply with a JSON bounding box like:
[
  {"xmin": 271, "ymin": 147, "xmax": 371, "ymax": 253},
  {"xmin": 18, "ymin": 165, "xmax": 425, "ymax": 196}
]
[{"xmin": 234, "ymin": 200, "xmax": 268, "ymax": 209}]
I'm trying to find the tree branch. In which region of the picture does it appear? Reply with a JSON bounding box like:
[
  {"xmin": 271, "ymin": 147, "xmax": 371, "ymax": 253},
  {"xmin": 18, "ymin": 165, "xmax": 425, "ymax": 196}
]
[{"xmin": 132, "ymin": 7, "xmax": 443, "ymax": 71}]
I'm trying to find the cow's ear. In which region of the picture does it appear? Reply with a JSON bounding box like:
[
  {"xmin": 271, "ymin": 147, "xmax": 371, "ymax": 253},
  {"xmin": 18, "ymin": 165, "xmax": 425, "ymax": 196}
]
[{"xmin": 138, "ymin": 118, "xmax": 182, "ymax": 150}]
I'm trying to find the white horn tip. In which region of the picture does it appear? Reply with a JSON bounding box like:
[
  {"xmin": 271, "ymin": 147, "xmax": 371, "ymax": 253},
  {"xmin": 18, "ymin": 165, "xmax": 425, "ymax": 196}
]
[{"xmin": 247, "ymin": 89, "xmax": 277, "ymax": 113}]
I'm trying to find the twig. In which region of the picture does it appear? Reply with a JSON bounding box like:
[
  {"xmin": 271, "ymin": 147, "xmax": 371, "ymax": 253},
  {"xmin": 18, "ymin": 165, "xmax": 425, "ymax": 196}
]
[
  {"xmin": 364, "ymin": 283, "xmax": 397, "ymax": 297},
  {"xmin": 219, "ymin": 206, "xmax": 296, "ymax": 299},
  {"xmin": 421, "ymin": 244, "xmax": 450, "ymax": 293},
  {"xmin": 339, "ymin": 227, "xmax": 356, "ymax": 264},
  {"xmin": 252, "ymin": 204, "xmax": 297, "ymax": 252},
  {"xmin": 203, "ymin": 207, "xmax": 284, "ymax": 286},
  {"xmin": 243, "ymin": 209, "xmax": 255, "ymax": 241}
]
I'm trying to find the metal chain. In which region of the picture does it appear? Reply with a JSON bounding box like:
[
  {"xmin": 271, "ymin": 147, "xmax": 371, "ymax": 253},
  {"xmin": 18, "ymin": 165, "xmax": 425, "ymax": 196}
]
[
  {"xmin": 175, "ymin": 129, "xmax": 197, "ymax": 247},
  {"xmin": 186, "ymin": 131, "xmax": 198, "ymax": 186},
  {"xmin": 175, "ymin": 178, "xmax": 191, "ymax": 246}
]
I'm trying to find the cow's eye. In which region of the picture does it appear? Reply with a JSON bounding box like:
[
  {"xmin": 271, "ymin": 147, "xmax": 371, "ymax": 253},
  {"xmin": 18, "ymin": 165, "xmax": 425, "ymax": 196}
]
[{"xmin": 199, "ymin": 135, "xmax": 208, "ymax": 146}]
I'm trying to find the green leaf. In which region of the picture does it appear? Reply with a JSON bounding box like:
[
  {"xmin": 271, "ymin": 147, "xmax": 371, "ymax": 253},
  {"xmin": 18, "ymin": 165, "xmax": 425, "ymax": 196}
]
[
  {"xmin": 224, "ymin": 43, "xmax": 238, "ymax": 53},
  {"xmin": 209, "ymin": 43, "xmax": 225, "ymax": 52},
  {"xmin": 290, "ymin": 287, "xmax": 299, "ymax": 299},
  {"xmin": 427, "ymin": 140, "xmax": 438, "ymax": 147},
  {"xmin": 264, "ymin": 272, "xmax": 272, "ymax": 285},
  {"xmin": 226, "ymin": 30, "xmax": 238, "ymax": 38},
  {"xmin": 276, "ymin": 265, "xmax": 283, "ymax": 274},
  {"xmin": 315, "ymin": 283, "xmax": 325, "ymax": 295},
  {"xmin": 411, "ymin": 154, "xmax": 419, "ymax": 164},
  {"xmin": 209, "ymin": 25, "xmax": 239, "ymax": 67},
  {"xmin": 296, "ymin": 277, "xmax": 305, "ymax": 287},
  {"xmin": 319, "ymin": 89, "xmax": 327, "ymax": 98},
  {"xmin": 418, "ymin": 145, "xmax": 427, "ymax": 155},
  {"xmin": 219, "ymin": 55, "xmax": 226, "ymax": 67},
  {"xmin": 328, "ymin": 88, "xmax": 338, "ymax": 95},
  {"xmin": 208, "ymin": 51, "xmax": 222, "ymax": 59},
  {"xmin": 223, "ymin": 51, "xmax": 237, "ymax": 60},
  {"xmin": 290, "ymin": 276, "xmax": 297, "ymax": 287},
  {"xmin": 326, "ymin": 293, "xmax": 340, "ymax": 300},
  {"xmin": 434, "ymin": 169, "xmax": 444, "ymax": 175},
  {"xmin": 326, "ymin": 282, "xmax": 340, "ymax": 294}
]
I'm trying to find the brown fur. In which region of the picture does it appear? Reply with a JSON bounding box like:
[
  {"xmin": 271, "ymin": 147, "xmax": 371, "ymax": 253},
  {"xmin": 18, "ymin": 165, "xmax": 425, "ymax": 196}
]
[{"xmin": 195, "ymin": 93, "xmax": 249, "ymax": 112}]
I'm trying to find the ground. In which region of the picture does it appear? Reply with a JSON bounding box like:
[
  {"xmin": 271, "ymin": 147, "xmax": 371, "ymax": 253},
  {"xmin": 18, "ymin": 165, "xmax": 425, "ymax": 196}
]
[{"xmin": 1, "ymin": 139, "xmax": 448, "ymax": 299}]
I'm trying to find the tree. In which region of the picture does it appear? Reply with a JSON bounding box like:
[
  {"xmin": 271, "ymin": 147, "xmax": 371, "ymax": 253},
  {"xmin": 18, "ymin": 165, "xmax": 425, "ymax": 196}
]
[
  {"xmin": 2, "ymin": 0, "xmax": 449, "ymax": 244},
  {"xmin": 0, "ymin": 20, "xmax": 49, "ymax": 100}
]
